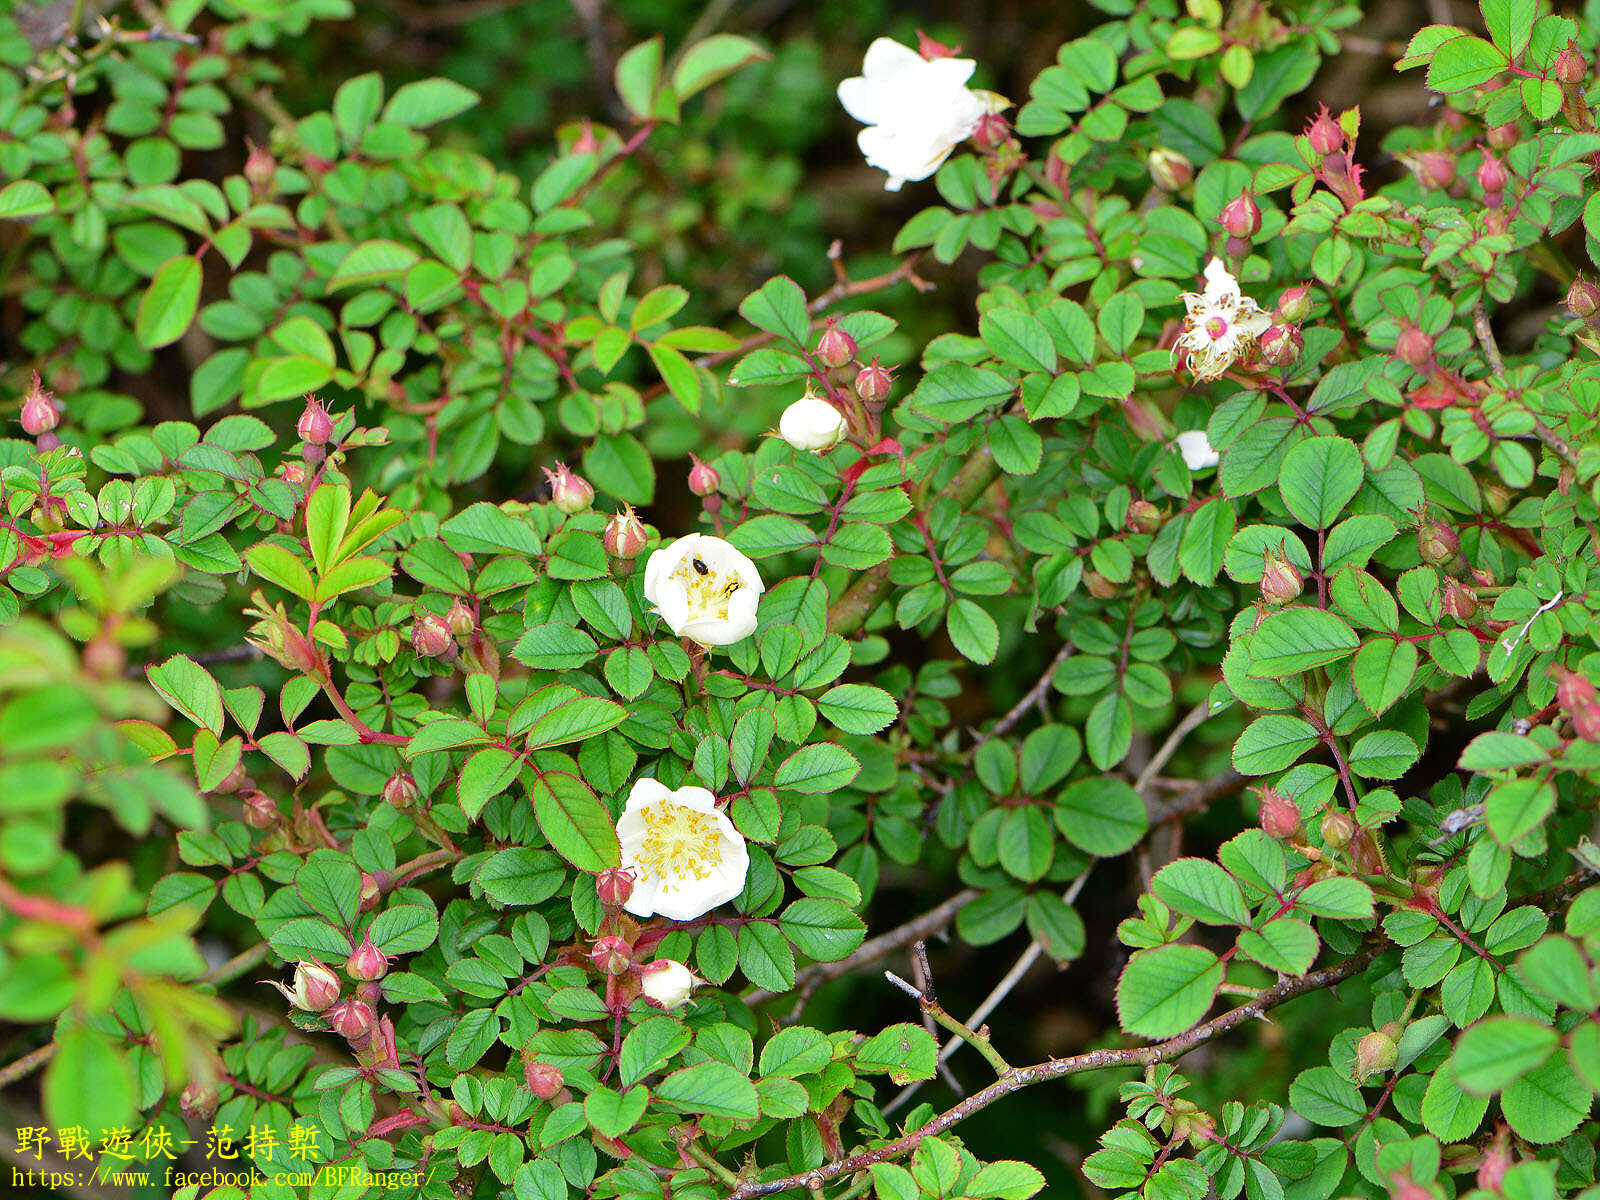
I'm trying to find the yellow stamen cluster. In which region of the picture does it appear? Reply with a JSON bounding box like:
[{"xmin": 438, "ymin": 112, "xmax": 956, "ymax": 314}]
[
  {"xmin": 634, "ymin": 802, "xmax": 724, "ymax": 881},
  {"xmin": 669, "ymin": 556, "xmax": 742, "ymax": 623}
]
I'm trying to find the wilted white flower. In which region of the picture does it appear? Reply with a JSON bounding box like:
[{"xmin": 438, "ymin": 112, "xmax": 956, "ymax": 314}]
[
  {"xmin": 1175, "ymin": 430, "xmax": 1219, "ymax": 470},
  {"xmin": 1173, "ymin": 258, "xmax": 1271, "ymax": 381},
  {"xmin": 615, "ymin": 779, "xmax": 749, "ymax": 922},
  {"xmin": 837, "ymin": 38, "xmax": 1004, "ymax": 191},
  {"xmin": 639, "ymin": 959, "xmax": 699, "ymax": 1008},
  {"xmin": 779, "ymin": 393, "xmax": 849, "ymax": 453},
  {"xmin": 643, "ymin": 533, "xmax": 764, "ymax": 647}
]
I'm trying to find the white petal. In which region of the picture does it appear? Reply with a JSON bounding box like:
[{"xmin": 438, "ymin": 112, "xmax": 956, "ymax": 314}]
[
  {"xmin": 672, "ymin": 786, "xmax": 719, "ymax": 814},
  {"xmin": 623, "ymin": 777, "xmax": 673, "ymax": 817},
  {"xmin": 1239, "ymin": 310, "xmax": 1272, "ymax": 339},
  {"xmin": 623, "ymin": 876, "xmax": 664, "ymax": 919},
  {"xmin": 922, "ymin": 56, "xmax": 979, "ymax": 88},
  {"xmin": 1175, "ymin": 430, "xmax": 1219, "ymax": 470},
  {"xmin": 651, "ymin": 579, "xmax": 691, "ymax": 637},
  {"xmin": 861, "ymin": 36, "xmax": 923, "ymax": 77}
]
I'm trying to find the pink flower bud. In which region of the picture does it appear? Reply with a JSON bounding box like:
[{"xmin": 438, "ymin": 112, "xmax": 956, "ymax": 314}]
[
  {"xmin": 915, "ymin": 29, "xmax": 959, "ymax": 59},
  {"xmin": 603, "ymin": 506, "xmax": 648, "ymax": 559},
  {"xmin": 269, "ymin": 960, "xmax": 340, "ymax": 1012},
  {"xmin": 571, "ymin": 119, "xmax": 601, "ymax": 155},
  {"xmin": 1487, "ymin": 123, "xmax": 1519, "ymax": 151},
  {"xmin": 1410, "ymin": 151, "xmax": 1457, "ymax": 191},
  {"xmin": 1556, "ymin": 668, "xmax": 1597, "ymax": 713},
  {"xmin": 445, "ymin": 598, "xmax": 475, "ymax": 637},
  {"xmin": 297, "ymin": 396, "xmax": 334, "ymax": 446},
  {"xmin": 327, "ymin": 999, "xmax": 375, "ymax": 1040},
  {"xmin": 1084, "ymin": 570, "xmax": 1119, "ymax": 600},
  {"xmin": 280, "ymin": 461, "xmax": 305, "ymax": 486},
  {"xmin": 1477, "ymin": 1131, "xmax": 1512, "ymax": 1193},
  {"xmin": 542, "ymin": 463, "xmax": 594, "ymax": 514},
  {"xmin": 1306, "ymin": 107, "xmax": 1343, "ymax": 156},
  {"xmin": 345, "ymin": 935, "xmax": 389, "ymax": 982},
  {"xmin": 241, "ymin": 789, "xmax": 279, "ymax": 829},
  {"xmin": 596, "ymin": 867, "xmax": 635, "ymax": 908},
  {"xmin": 1320, "ymin": 809, "xmax": 1355, "ymax": 849},
  {"xmin": 1476, "ymin": 152, "xmax": 1508, "ymax": 196},
  {"xmin": 524, "ymin": 1058, "xmax": 564, "ymax": 1101},
  {"xmin": 1260, "ymin": 551, "xmax": 1303, "ymax": 606},
  {"xmin": 1568, "ymin": 276, "xmax": 1600, "ymax": 319},
  {"xmin": 815, "ymin": 319, "xmax": 857, "ymax": 368},
  {"xmin": 1416, "ymin": 516, "xmax": 1459, "ymax": 565},
  {"xmin": 1218, "ymin": 192, "xmax": 1261, "ymax": 239},
  {"xmin": 383, "ymin": 771, "xmax": 419, "ymax": 809},
  {"xmin": 210, "ymin": 761, "xmax": 248, "ymax": 795},
  {"xmin": 1395, "ymin": 323, "xmax": 1434, "ymax": 368},
  {"xmin": 1573, "ymin": 701, "xmax": 1600, "ymax": 742},
  {"xmin": 366, "ymin": 1015, "xmax": 400, "ymax": 1070},
  {"xmin": 179, "ymin": 1081, "xmax": 220, "ymax": 1121},
  {"xmin": 411, "ymin": 613, "xmax": 454, "ymax": 658},
  {"xmin": 589, "ymin": 935, "xmax": 633, "ymax": 976},
  {"xmin": 20, "ymin": 373, "xmax": 59, "ymax": 436},
  {"xmin": 359, "ymin": 873, "xmax": 383, "ymax": 912},
  {"xmin": 244, "ymin": 141, "xmax": 277, "ymax": 191},
  {"xmin": 1274, "ymin": 286, "xmax": 1312, "ymax": 324},
  {"xmin": 1257, "ymin": 787, "xmax": 1302, "ymax": 840},
  {"xmin": 1354, "ymin": 1027, "xmax": 1399, "ymax": 1082},
  {"xmin": 1557, "ymin": 43, "xmax": 1588, "ymax": 85},
  {"xmin": 854, "ymin": 358, "xmax": 894, "ymax": 405},
  {"xmin": 1147, "ymin": 147, "xmax": 1193, "ymax": 192},
  {"xmin": 1442, "ymin": 579, "xmax": 1478, "ymax": 621},
  {"xmin": 1258, "ymin": 324, "xmax": 1302, "ymax": 367},
  {"xmin": 687, "ymin": 455, "xmax": 720, "ymax": 497},
  {"xmin": 970, "ymin": 112, "xmax": 1011, "ymax": 152}
]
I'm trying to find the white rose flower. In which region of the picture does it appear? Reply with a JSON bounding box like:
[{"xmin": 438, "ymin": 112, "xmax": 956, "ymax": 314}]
[
  {"xmin": 639, "ymin": 959, "xmax": 699, "ymax": 1009},
  {"xmin": 779, "ymin": 393, "xmax": 849, "ymax": 453},
  {"xmin": 1175, "ymin": 430, "xmax": 1219, "ymax": 471},
  {"xmin": 837, "ymin": 38, "xmax": 1001, "ymax": 191},
  {"xmin": 615, "ymin": 778, "xmax": 749, "ymax": 922},
  {"xmin": 642, "ymin": 533, "xmax": 764, "ymax": 648},
  {"xmin": 1172, "ymin": 258, "xmax": 1271, "ymax": 381}
]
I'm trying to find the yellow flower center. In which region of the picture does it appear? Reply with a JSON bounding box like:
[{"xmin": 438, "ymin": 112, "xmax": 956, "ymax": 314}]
[
  {"xmin": 669, "ymin": 553, "xmax": 743, "ymax": 623},
  {"xmin": 635, "ymin": 801, "xmax": 724, "ymax": 881}
]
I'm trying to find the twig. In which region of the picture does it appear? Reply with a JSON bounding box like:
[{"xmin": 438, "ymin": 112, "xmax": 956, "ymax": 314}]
[
  {"xmin": 1132, "ymin": 700, "xmax": 1214, "ymax": 796},
  {"xmin": 908, "ymin": 944, "xmax": 964, "ymax": 1094},
  {"xmin": 971, "ymin": 642, "xmax": 1073, "ymax": 750},
  {"xmin": 885, "ymin": 961, "xmax": 1011, "ymax": 1076},
  {"xmin": 1473, "ymin": 301, "xmax": 1578, "ymax": 469}
]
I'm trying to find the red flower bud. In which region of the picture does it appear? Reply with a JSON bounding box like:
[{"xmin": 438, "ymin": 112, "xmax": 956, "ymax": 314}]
[
  {"xmin": 854, "ymin": 358, "xmax": 894, "ymax": 405},
  {"xmin": 1395, "ymin": 323, "xmax": 1434, "ymax": 368},
  {"xmin": 280, "ymin": 461, "xmax": 305, "ymax": 486},
  {"xmin": 970, "ymin": 112, "xmax": 1011, "ymax": 152},
  {"xmin": 1354, "ymin": 1027, "xmax": 1399, "ymax": 1082},
  {"xmin": 589, "ymin": 935, "xmax": 633, "ymax": 976},
  {"xmin": 1442, "ymin": 579, "xmax": 1478, "ymax": 621},
  {"xmin": 603, "ymin": 506, "xmax": 648, "ymax": 559},
  {"xmin": 1568, "ymin": 276, "xmax": 1600, "ymax": 319},
  {"xmin": 271, "ymin": 960, "xmax": 340, "ymax": 1012},
  {"xmin": 210, "ymin": 761, "xmax": 248, "ymax": 795},
  {"xmin": 1556, "ymin": 668, "xmax": 1597, "ymax": 713},
  {"xmin": 445, "ymin": 598, "xmax": 476, "ymax": 637},
  {"xmin": 1557, "ymin": 43, "xmax": 1588, "ymax": 85},
  {"xmin": 1218, "ymin": 191, "xmax": 1261, "ymax": 239},
  {"xmin": 1416, "ymin": 516, "xmax": 1459, "ymax": 565},
  {"xmin": 1476, "ymin": 152, "xmax": 1508, "ymax": 196},
  {"xmin": 1573, "ymin": 701, "xmax": 1600, "ymax": 742},
  {"xmin": 328, "ymin": 999, "xmax": 375, "ymax": 1040},
  {"xmin": 241, "ymin": 789, "xmax": 279, "ymax": 829},
  {"xmin": 815, "ymin": 319, "xmax": 858, "ymax": 368},
  {"xmin": 297, "ymin": 396, "xmax": 334, "ymax": 446},
  {"xmin": 1147, "ymin": 148, "xmax": 1193, "ymax": 192},
  {"xmin": 411, "ymin": 613, "xmax": 454, "ymax": 658},
  {"xmin": 1274, "ymin": 286, "xmax": 1312, "ymax": 324},
  {"xmin": 244, "ymin": 141, "xmax": 277, "ymax": 191},
  {"xmin": 542, "ymin": 463, "xmax": 594, "ymax": 514},
  {"xmin": 19, "ymin": 373, "xmax": 59, "ymax": 436},
  {"xmin": 524, "ymin": 1058, "xmax": 564, "ymax": 1101},
  {"xmin": 596, "ymin": 867, "xmax": 635, "ymax": 908},
  {"xmin": 1260, "ymin": 551, "xmax": 1303, "ymax": 606},
  {"xmin": 345, "ymin": 935, "xmax": 389, "ymax": 982},
  {"xmin": 1477, "ymin": 1130, "xmax": 1511, "ymax": 1193},
  {"xmin": 1083, "ymin": 570, "xmax": 1119, "ymax": 600},
  {"xmin": 1258, "ymin": 324, "xmax": 1302, "ymax": 367},
  {"xmin": 1306, "ymin": 107, "xmax": 1343, "ymax": 156},
  {"xmin": 1487, "ymin": 123, "xmax": 1519, "ymax": 151},
  {"xmin": 179, "ymin": 1081, "xmax": 220, "ymax": 1122},
  {"xmin": 687, "ymin": 454, "xmax": 720, "ymax": 497},
  {"xmin": 1411, "ymin": 151, "xmax": 1457, "ymax": 191},
  {"xmin": 1320, "ymin": 809, "xmax": 1355, "ymax": 849},
  {"xmin": 383, "ymin": 771, "xmax": 419, "ymax": 809},
  {"xmin": 359, "ymin": 873, "xmax": 383, "ymax": 912},
  {"xmin": 1258, "ymin": 787, "xmax": 1302, "ymax": 840}
]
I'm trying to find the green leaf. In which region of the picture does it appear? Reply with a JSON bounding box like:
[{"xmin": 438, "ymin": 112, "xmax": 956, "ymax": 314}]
[
  {"xmin": 382, "ymin": 78, "xmax": 479, "ymax": 127},
  {"xmin": 1421, "ymin": 1060, "xmax": 1490, "ymax": 1141},
  {"xmin": 817, "ymin": 684, "xmax": 898, "ymax": 734},
  {"xmin": 1352, "ymin": 639, "xmax": 1416, "ymax": 715},
  {"xmin": 1116, "ymin": 944, "xmax": 1221, "ymax": 1038},
  {"xmin": 1500, "ymin": 1054, "xmax": 1591, "ymax": 1144},
  {"xmin": 531, "ymin": 770, "xmax": 621, "ymax": 872},
  {"xmin": 654, "ymin": 1061, "xmax": 759, "ymax": 1121},
  {"xmin": 146, "ymin": 654, "xmax": 224, "ymax": 735},
  {"xmin": 947, "ymin": 599, "xmax": 1000, "ymax": 664},
  {"xmin": 780, "ymin": 897, "xmax": 866, "ymax": 961},
  {"xmin": 329, "ymin": 239, "xmax": 420, "ymax": 291},
  {"xmin": 1289, "ymin": 1065, "xmax": 1364, "ymax": 1127},
  {"xmin": 1232, "ymin": 714, "xmax": 1319, "ymax": 775},
  {"xmin": 1055, "ymin": 777, "xmax": 1148, "ymax": 855},
  {"xmin": 855, "ymin": 1023, "xmax": 938, "ymax": 1084},
  {"xmin": 297, "ymin": 850, "xmax": 362, "ymax": 927},
  {"xmin": 585, "ymin": 1086, "xmax": 649, "ymax": 1138},
  {"xmin": 1452, "ymin": 1016, "xmax": 1558, "ymax": 1094},
  {"xmin": 1426, "ymin": 35, "xmax": 1510, "ymax": 93},
  {"xmin": 1294, "ymin": 876, "xmax": 1373, "ymax": 920},
  {"xmin": 1152, "ymin": 858, "xmax": 1250, "ymax": 925},
  {"xmin": 368, "ymin": 904, "xmax": 439, "ymax": 955},
  {"xmin": 1278, "ymin": 436, "xmax": 1363, "ymax": 529},
  {"xmin": 739, "ymin": 275, "xmax": 810, "ymax": 347},
  {"xmin": 1485, "ymin": 778, "xmax": 1555, "ymax": 845},
  {"xmin": 614, "ymin": 38, "xmax": 664, "ymax": 122},
  {"xmin": 1247, "ymin": 608, "xmax": 1360, "ymax": 676},
  {"xmin": 136, "ymin": 255, "xmax": 201, "ymax": 348},
  {"xmin": 981, "ymin": 307, "xmax": 1056, "ymax": 373},
  {"xmin": 774, "ymin": 743, "xmax": 860, "ymax": 793},
  {"xmin": 458, "ymin": 747, "xmax": 523, "ymax": 820},
  {"xmin": 44, "ymin": 1026, "xmax": 136, "ymax": 1138},
  {"xmin": 1237, "ymin": 917, "xmax": 1318, "ymax": 975},
  {"xmin": 0, "ymin": 179, "xmax": 54, "ymax": 219},
  {"xmin": 672, "ymin": 34, "xmax": 770, "ymax": 100},
  {"xmin": 245, "ymin": 542, "xmax": 315, "ymax": 601}
]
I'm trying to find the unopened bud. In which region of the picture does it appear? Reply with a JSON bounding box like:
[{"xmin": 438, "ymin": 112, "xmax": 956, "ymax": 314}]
[
  {"xmin": 345, "ymin": 935, "xmax": 389, "ymax": 982},
  {"xmin": 244, "ymin": 141, "xmax": 277, "ymax": 191},
  {"xmin": 297, "ymin": 396, "xmax": 334, "ymax": 446},
  {"xmin": 1126, "ymin": 499, "xmax": 1162, "ymax": 534},
  {"xmin": 445, "ymin": 598, "xmax": 475, "ymax": 637},
  {"xmin": 524, "ymin": 1058, "xmax": 564, "ymax": 1101},
  {"xmin": 1219, "ymin": 191, "xmax": 1261, "ymax": 239},
  {"xmin": 1478, "ymin": 1131, "xmax": 1512, "ymax": 1193},
  {"xmin": 359, "ymin": 873, "xmax": 382, "ymax": 912},
  {"xmin": 411, "ymin": 613, "xmax": 454, "ymax": 658},
  {"xmin": 1442, "ymin": 579, "xmax": 1478, "ymax": 621},
  {"xmin": 1572, "ymin": 701, "xmax": 1600, "ymax": 742},
  {"xmin": 687, "ymin": 454, "xmax": 720, "ymax": 497},
  {"xmin": 328, "ymin": 999, "xmax": 375, "ymax": 1040},
  {"xmin": 596, "ymin": 867, "xmax": 635, "ymax": 908},
  {"xmin": 1274, "ymin": 285, "xmax": 1312, "ymax": 324},
  {"xmin": 1410, "ymin": 151, "xmax": 1457, "ymax": 191},
  {"xmin": 280, "ymin": 461, "xmax": 305, "ymax": 486},
  {"xmin": 854, "ymin": 358, "xmax": 894, "ymax": 405},
  {"xmin": 383, "ymin": 771, "xmax": 419, "ymax": 809},
  {"xmin": 179, "ymin": 1081, "xmax": 220, "ymax": 1122},
  {"xmin": 1476, "ymin": 152, "xmax": 1508, "ymax": 196},
  {"xmin": 1568, "ymin": 276, "xmax": 1600, "ymax": 320},
  {"xmin": 1259, "ymin": 324, "xmax": 1302, "ymax": 367},
  {"xmin": 241, "ymin": 789, "xmax": 278, "ymax": 829},
  {"xmin": 1258, "ymin": 787, "xmax": 1302, "ymax": 840},
  {"xmin": 1083, "ymin": 570, "xmax": 1118, "ymax": 600},
  {"xmin": 1306, "ymin": 107, "xmax": 1343, "ymax": 156},
  {"xmin": 970, "ymin": 111, "xmax": 1011, "ymax": 152},
  {"xmin": 1147, "ymin": 147, "xmax": 1193, "ymax": 192},
  {"xmin": 19, "ymin": 373, "xmax": 59, "ymax": 436},
  {"xmin": 639, "ymin": 959, "xmax": 698, "ymax": 1008},
  {"xmin": 210, "ymin": 761, "xmax": 248, "ymax": 796},
  {"xmin": 1487, "ymin": 123, "xmax": 1519, "ymax": 151},
  {"xmin": 1416, "ymin": 516, "xmax": 1459, "ymax": 565},
  {"xmin": 815, "ymin": 319, "xmax": 857, "ymax": 368},
  {"xmin": 1556, "ymin": 668, "xmax": 1597, "ymax": 713},
  {"xmin": 542, "ymin": 463, "xmax": 594, "ymax": 514},
  {"xmin": 603, "ymin": 506, "xmax": 648, "ymax": 559},
  {"xmin": 1395, "ymin": 323, "xmax": 1434, "ymax": 367},
  {"xmin": 1320, "ymin": 808, "xmax": 1355, "ymax": 849},
  {"xmin": 589, "ymin": 935, "xmax": 633, "ymax": 976},
  {"xmin": 1260, "ymin": 551, "xmax": 1303, "ymax": 606},
  {"xmin": 1556, "ymin": 43, "xmax": 1588, "ymax": 85},
  {"xmin": 1354, "ymin": 1025, "xmax": 1399, "ymax": 1082},
  {"xmin": 271, "ymin": 960, "xmax": 340, "ymax": 1012}
]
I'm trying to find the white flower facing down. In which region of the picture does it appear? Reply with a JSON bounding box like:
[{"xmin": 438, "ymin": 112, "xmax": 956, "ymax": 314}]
[
  {"xmin": 1175, "ymin": 430, "xmax": 1219, "ymax": 471},
  {"xmin": 779, "ymin": 393, "xmax": 849, "ymax": 453},
  {"xmin": 639, "ymin": 959, "xmax": 699, "ymax": 1008},
  {"xmin": 837, "ymin": 38, "xmax": 1001, "ymax": 191},
  {"xmin": 642, "ymin": 533, "xmax": 764, "ymax": 648},
  {"xmin": 1172, "ymin": 258, "xmax": 1271, "ymax": 381},
  {"xmin": 616, "ymin": 779, "xmax": 749, "ymax": 922}
]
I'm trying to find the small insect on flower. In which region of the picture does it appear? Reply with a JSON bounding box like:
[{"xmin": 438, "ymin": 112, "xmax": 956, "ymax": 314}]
[
  {"xmin": 642, "ymin": 533, "xmax": 765, "ymax": 647},
  {"xmin": 1172, "ymin": 258, "xmax": 1272, "ymax": 382}
]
